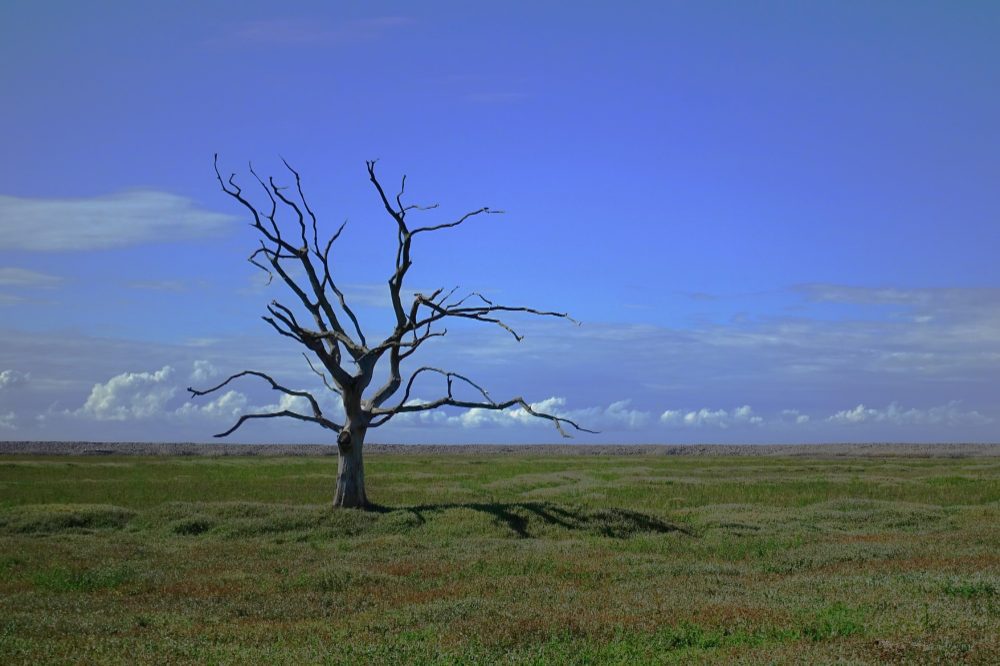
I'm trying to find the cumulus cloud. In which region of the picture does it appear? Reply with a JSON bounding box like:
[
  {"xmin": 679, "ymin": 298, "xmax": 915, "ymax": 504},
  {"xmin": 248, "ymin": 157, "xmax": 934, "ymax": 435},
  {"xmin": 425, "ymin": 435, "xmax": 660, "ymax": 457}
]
[
  {"xmin": 0, "ymin": 369, "xmax": 29, "ymax": 389},
  {"xmin": 827, "ymin": 402, "xmax": 992, "ymax": 426},
  {"xmin": 780, "ymin": 409, "xmax": 811, "ymax": 424},
  {"xmin": 0, "ymin": 268, "xmax": 61, "ymax": 287},
  {"xmin": 72, "ymin": 361, "xmax": 343, "ymax": 435},
  {"xmin": 71, "ymin": 363, "xmax": 338, "ymax": 434},
  {"xmin": 546, "ymin": 399, "xmax": 650, "ymax": 429},
  {"xmin": 488, "ymin": 397, "xmax": 649, "ymax": 430},
  {"xmin": 395, "ymin": 397, "xmax": 563, "ymax": 430},
  {"xmin": 393, "ymin": 396, "xmax": 650, "ymax": 431},
  {"xmin": 189, "ymin": 360, "xmax": 220, "ymax": 383},
  {"xmin": 266, "ymin": 393, "xmax": 315, "ymax": 414},
  {"xmin": 78, "ymin": 366, "xmax": 177, "ymax": 421},
  {"xmin": 176, "ymin": 390, "xmax": 247, "ymax": 420},
  {"xmin": 0, "ymin": 411, "xmax": 15, "ymax": 430},
  {"xmin": 660, "ymin": 405, "xmax": 764, "ymax": 428},
  {"xmin": 195, "ymin": 383, "xmax": 344, "ymax": 424},
  {"xmin": 0, "ymin": 191, "xmax": 234, "ymax": 251}
]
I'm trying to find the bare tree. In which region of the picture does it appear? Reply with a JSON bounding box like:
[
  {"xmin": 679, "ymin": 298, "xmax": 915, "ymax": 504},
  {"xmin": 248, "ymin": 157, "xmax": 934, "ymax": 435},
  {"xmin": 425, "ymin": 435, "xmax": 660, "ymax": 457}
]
[{"xmin": 189, "ymin": 156, "xmax": 593, "ymax": 508}]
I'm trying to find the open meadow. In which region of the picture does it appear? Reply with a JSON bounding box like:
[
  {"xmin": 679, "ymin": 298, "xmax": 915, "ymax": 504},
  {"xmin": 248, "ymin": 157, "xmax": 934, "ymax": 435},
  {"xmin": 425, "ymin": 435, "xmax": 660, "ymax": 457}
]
[{"xmin": 1, "ymin": 445, "xmax": 998, "ymax": 664}]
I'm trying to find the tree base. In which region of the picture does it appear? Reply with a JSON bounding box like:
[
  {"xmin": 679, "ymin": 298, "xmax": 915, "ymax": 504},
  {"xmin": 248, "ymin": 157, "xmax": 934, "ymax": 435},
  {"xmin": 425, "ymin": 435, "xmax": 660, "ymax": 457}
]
[{"xmin": 333, "ymin": 431, "xmax": 368, "ymax": 508}]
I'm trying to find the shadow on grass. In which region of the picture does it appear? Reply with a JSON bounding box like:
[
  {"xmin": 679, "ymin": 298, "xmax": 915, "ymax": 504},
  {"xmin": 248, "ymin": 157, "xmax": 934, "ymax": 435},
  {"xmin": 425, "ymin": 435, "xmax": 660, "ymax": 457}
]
[{"xmin": 370, "ymin": 501, "xmax": 693, "ymax": 538}]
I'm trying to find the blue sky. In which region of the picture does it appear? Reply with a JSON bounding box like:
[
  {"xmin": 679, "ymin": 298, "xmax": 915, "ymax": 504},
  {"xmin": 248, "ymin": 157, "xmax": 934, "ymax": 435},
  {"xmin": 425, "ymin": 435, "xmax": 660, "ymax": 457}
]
[{"xmin": 1, "ymin": 1, "xmax": 998, "ymax": 443}]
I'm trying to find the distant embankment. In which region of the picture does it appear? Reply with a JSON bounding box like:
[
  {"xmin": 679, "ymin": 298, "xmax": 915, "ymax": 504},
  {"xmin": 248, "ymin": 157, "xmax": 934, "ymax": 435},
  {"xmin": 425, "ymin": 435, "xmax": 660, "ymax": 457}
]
[{"xmin": 1, "ymin": 441, "xmax": 998, "ymax": 457}]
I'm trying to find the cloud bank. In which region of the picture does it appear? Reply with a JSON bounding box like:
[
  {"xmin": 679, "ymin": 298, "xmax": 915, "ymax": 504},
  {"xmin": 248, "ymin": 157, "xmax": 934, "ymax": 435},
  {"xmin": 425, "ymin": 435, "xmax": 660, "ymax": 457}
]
[
  {"xmin": 660, "ymin": 405, "xmax": 763, "ymax": 428},
  {"xmin": 78, "ymin": 366, "xmax": 178, "ymax": 421},
  {"xmin": 827, "ymin": 402, "xmax": 991, "ymax": 426}
]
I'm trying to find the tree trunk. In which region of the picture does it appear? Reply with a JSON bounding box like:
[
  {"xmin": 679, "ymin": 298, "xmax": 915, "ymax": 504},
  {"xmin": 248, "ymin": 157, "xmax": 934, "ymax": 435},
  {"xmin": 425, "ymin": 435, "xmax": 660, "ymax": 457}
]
[{"xmin": 333, "ymin": 422, "xmax": 368, "ymax": 509}]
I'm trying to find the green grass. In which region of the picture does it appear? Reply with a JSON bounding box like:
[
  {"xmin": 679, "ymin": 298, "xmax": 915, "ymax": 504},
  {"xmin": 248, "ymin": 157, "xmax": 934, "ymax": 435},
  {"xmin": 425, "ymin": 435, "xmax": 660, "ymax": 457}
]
[{"xmin": 0, "ymin": 453, "xmax": 998, "ymax": 664}]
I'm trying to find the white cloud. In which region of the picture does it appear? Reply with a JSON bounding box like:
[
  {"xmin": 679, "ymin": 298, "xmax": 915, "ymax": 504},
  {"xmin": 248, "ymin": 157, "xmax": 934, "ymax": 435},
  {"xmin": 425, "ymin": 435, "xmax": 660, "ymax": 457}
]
[
  {"xmin": 176, "ymin": 390, "xmax": 247, "ymax": 420},
  {"xmin": 549, "ymin": 398, "xmax": 650, "ymax": 429},
  {"xmin": 493, "ymin": 397, "xmax": 650, "ymax": 430},
  {"xmin": 780, "ymin": 409, "xmax": 811, "ymax": 424},
  {"xmin": 72, "ymin": 358, "xmax": 342, "ymax": 431},
  {"xmin": 274, "ymin": 393, "xmax": 312, "ymax": 413},
  {"xmin": 829, "ymin": 404, "xmax": 877, "ymax": 424},
  {"xmin": 78, "ymin": 366, "xmax": 177, "ymax": 421},
  {"xmin": 75, "ymin": 363, "xmax": 325, "ymax": 426},
  {"xmin": 601, "ymin": 400, "xmax": 652, "ymax": 429},
  {"xmin": 506, "ymin": 396, "xmax": 569, "ymax": 426},
  {"xmin": 190, "ymin": 360, "xmax": 220, "ymax": 383},
  {"xmin": 0, "ymin": 190, "xmax": 234, "ymax": 251},
  {"xmin": 827, "ymin": 402, "xmax": 992, "ymax": 426},
  {"xmin": 0, "ymin": 369, "xmax": 29, "ymax": 389},
  {"xmin": 660, "ymin": 405, "xmax": 764, "ymax": 428},
  {"xmin": 392, "ymin": 396, "xmax": 650, "ymax": 431},
  {"xmin": 0, "ymin": 268, "xmax": 61, "ymax": 287},
  {"xmin": 246, "ymin": 388, "xmax": 343, "ymax": 421},
  {"xmin": 0, "ymin": 411, "xmax": 15, "ymax": 430}
]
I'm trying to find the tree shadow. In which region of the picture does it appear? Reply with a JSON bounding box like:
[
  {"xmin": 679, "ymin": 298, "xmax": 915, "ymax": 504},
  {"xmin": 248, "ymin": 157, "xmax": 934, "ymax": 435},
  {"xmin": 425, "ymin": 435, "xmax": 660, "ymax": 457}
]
[{"xmin": 369, "ymin": 501, "xmax": 693, "ymax": 539}]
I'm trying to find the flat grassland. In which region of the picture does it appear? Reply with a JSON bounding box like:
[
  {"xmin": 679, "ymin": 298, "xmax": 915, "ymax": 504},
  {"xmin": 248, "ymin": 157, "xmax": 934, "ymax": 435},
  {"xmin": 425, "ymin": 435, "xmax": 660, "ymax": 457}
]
[{"xmin": 0, "ymin": 448, "xmax": 998, "ymax": 663}]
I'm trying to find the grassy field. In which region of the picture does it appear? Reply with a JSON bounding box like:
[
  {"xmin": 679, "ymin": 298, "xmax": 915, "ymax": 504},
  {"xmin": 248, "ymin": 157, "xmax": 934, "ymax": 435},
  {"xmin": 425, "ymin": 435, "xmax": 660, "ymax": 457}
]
[{"xmin": 0, "ymin": 452, "xmax": 998, "ymax": 664}]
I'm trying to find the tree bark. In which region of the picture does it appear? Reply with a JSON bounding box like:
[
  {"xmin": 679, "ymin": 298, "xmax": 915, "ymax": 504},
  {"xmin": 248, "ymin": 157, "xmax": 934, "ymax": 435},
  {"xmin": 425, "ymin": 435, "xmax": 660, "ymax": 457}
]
[{"xmin": 333, "ymin": 422, "xmax": 368, "ymax": 509}]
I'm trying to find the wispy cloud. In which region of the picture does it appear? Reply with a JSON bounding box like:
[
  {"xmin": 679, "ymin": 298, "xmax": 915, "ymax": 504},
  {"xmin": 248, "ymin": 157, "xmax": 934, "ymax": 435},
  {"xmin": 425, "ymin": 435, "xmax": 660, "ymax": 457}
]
[
  {"xmin": 0, "ymin": 190, "xmax": 235, "ymax": 251},
  {"xmin": 797, "ymin": 284, "xmax": 1000, "ymax": 309},
  {"xmin": 4, "ymin": 281, "xmax": 1000, "ymax": 443},
  {"xmin": 341, "ymin": 282, "xmax": 429, "ymax": 308},
  {"xmin": 0, "ymin": 268, "xmax": 61, "ymax": 287},
  {"xmin": 126, "ymin": 280, "xmax": 189, "ymax": 292},
  {"xmin": 827, "ymin": 402, "xmax": 992, "ymax": 426},
  {"xmin": 214, "ymin": 16, "xmax": 413, "ymax": 47},
  {"xmin": 560, "ymin": 284, "xmax": 1000, "ymax": 391}
]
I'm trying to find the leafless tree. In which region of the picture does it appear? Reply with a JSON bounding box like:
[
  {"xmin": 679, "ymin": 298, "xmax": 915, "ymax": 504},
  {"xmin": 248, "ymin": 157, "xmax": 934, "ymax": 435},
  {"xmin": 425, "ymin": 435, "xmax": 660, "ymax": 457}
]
[{"xmin": 189, "ymin": 156, "xmax": 593, "ymax": 508}]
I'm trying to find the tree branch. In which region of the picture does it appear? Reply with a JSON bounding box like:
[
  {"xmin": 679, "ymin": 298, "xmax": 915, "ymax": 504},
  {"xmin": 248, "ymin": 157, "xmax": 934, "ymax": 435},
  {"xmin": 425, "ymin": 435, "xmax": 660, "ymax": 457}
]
[
  {"xmin": 211, "ymin": 410, "xmax": 340, "ymax": 438},
  {"xmin": 303, "ymin": 352, "xmax": 340, "ymax": 394},
  {"xmin": 409, "ymin": 294, "xmax": 577, "ymax": 341},
  {"xmin": 211, "ymin": 155, "xmax": 592, "ymax": 444},
  {"xmin": 369, "ymin": 367, "xmax": 597, "ymax": 437},
  {"xmin": 411, "ymin": 207, "xmax": 501, "ymax": 235},
  {"xmin": 187, "ymin": 369, "xmax": 343, "ymax": 437}
]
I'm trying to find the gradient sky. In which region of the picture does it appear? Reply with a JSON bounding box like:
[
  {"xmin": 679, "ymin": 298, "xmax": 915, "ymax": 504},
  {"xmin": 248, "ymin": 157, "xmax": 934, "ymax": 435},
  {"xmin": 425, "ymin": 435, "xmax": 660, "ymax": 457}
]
[{"xmin": 1, "ymin": 1, "xmax": 998, "ymax": 444}]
